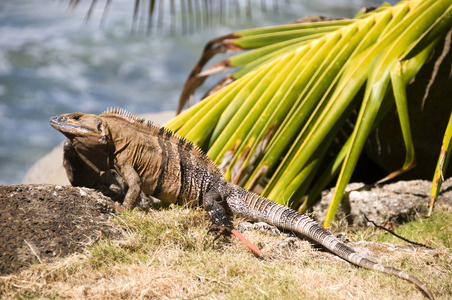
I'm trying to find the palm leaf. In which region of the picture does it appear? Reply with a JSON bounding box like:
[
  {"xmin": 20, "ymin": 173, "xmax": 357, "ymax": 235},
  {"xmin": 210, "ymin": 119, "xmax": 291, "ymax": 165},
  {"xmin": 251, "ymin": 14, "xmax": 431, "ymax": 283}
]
[
  {"xmin": 166, "ymin": 0, "xmax": 452, "ymax": 226},
  {"xmin": 429, "ymin": 109, "xmax": 452, "ymax": 216}
]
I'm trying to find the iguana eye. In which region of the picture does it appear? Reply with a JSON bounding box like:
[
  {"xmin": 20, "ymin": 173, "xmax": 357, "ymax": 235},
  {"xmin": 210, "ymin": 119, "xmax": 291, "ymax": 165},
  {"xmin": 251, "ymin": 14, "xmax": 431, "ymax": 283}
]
[{"xmin": 72, "ymin": 115, "xmax": 80, "ymax": 120}]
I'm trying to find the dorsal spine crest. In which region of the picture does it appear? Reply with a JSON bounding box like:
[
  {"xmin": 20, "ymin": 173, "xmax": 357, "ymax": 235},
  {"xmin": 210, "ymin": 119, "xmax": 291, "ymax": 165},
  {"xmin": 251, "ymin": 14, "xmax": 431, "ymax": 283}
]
[{"xmin": 102, "ymin": 107, "xmax": 223, "ymax": 175}]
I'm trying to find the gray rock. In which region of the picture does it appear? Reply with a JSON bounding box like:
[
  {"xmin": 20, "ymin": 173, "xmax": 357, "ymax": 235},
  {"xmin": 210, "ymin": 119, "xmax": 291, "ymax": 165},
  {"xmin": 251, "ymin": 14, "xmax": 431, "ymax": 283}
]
[
  {"xmin": 22, "ymin": 143, "xmax": 70, "ymax": 185},
  {"xmin": 275, "ymin": 237, "xmax": 299, "ymax": 249},
  {"xmin": 237, "ymin": 221, "xmax": 281, "ymax": 236},
  {"xmin": 311, "ymin": 179, "xmax": 452, "ymax": 226}
]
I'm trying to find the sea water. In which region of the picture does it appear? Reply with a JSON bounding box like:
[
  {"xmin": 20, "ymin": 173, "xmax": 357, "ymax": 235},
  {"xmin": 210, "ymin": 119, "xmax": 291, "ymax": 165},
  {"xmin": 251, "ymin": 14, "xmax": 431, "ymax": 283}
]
[{"xmin": 0, "ymin": 0, "xmax": 396, "ymax": 184}]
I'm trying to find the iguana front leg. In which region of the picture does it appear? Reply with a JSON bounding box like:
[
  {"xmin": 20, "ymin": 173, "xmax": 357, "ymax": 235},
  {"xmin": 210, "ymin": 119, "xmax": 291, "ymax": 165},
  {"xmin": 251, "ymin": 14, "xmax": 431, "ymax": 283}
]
[
  {"xmin": 203, "ymin": 190, "xmax": 262, "ymax": 256},
  {"xmin": 116, "ymin": 164, "xmax": 142, "ymax": 209},
  {"xmin": 203, "ymin": 189, "xmax": 231, "ymax": 231}
]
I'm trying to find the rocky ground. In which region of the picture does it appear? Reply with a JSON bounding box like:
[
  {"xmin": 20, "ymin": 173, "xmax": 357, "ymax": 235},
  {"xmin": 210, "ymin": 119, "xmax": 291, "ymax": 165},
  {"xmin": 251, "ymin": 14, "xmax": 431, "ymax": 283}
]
[
  {"xmin": 312, "ymin": 179, "xmax": 452, "ymax": 227},
  {"xmin": 0, "ymin": 184, "xmax": 121, "ymax": 275}
]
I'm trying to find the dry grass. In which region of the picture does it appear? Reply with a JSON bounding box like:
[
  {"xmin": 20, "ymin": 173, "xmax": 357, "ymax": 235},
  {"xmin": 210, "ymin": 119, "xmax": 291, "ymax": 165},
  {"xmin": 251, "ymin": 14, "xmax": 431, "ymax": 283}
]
[{"xmin": 1, "ymin": 206, "xmax": 451, "ymax": 299}]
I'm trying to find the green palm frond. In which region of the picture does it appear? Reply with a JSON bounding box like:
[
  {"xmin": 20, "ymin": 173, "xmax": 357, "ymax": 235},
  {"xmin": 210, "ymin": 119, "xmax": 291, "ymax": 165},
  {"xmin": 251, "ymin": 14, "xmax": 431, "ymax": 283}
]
[{"xmin": 166, "ymin": 0, "xmax": 452, "ymax": 226}]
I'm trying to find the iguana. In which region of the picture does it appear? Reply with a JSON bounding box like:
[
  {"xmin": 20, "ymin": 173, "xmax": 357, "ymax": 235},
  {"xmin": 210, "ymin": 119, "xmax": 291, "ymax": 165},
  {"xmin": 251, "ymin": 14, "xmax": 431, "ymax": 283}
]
[{"xmin": 50, "ymin": 108, "xmax": 434, "ymax": 299}]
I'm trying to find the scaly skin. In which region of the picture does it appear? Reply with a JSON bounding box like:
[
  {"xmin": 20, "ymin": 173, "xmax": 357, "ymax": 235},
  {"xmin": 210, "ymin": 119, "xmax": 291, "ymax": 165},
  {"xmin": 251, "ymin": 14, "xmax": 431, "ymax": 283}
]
[{"xmin": 50, "ymin": 108, "xmax": 434, "ymax": 299}]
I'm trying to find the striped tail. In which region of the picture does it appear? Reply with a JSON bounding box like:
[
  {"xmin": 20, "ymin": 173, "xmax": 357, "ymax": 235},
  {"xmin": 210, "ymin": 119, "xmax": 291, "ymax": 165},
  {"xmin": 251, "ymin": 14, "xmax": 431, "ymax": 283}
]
[{"xmin": 240, "ymin": 190, "xmax": 434, "ymax": 300}]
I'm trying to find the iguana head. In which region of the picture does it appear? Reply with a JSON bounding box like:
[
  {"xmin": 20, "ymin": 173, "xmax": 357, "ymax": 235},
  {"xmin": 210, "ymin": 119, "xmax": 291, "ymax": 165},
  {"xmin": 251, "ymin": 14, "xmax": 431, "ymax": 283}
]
[
  {"xmin": 51, "ymin": 112, "xmax": 119, "ymax": 192},
  {"xmin": 50, "ymin": 112, "xmax": 110, "ymax": 144}
]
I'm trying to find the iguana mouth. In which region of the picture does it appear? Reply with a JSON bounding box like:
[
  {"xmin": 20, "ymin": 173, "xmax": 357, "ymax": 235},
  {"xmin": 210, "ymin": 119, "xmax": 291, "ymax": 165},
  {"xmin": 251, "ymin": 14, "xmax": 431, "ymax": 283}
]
[{"xmin": 49, "ymin": 115, "xmax": 90, "ymax": 135}]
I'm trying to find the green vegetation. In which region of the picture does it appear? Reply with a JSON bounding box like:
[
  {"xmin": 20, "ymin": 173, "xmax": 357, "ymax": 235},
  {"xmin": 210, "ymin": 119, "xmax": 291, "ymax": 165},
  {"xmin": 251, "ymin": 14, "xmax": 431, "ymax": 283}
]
[
  {"xmin": 353, "ymin": 210, "xmax": 452, "ymax": 249},
  {"xmin": 166, "ymin": 0, "xmax": 452, "ymax": 226}
]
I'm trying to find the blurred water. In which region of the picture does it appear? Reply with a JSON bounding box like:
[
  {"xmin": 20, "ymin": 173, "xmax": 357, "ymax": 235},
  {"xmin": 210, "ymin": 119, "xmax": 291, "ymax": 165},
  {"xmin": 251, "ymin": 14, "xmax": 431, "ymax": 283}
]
[{"xmin": 0, "ymin": 0, "xmax": 396, "ymax": 184}]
